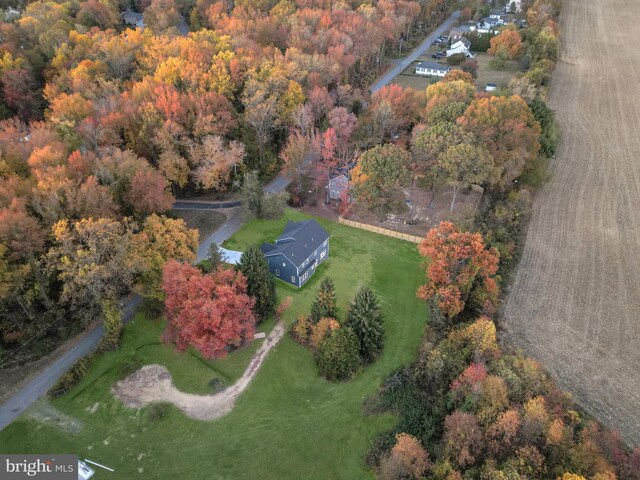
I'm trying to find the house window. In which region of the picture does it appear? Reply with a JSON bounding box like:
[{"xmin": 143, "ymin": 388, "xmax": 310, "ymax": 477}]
[
  {"xmin": 320, "ymin": 250, "xmax": 326, "ymax": 260},
  {"xmin": 282, "ymin": 262, "xmax": 286, "ymax": 267},
  {"xmin": 291, "ymin": 275, "xmax": 296, "ymax": 283},
  {"xmin": 275, "ymin": 269, "xmax": 280, "ymax": 277}
]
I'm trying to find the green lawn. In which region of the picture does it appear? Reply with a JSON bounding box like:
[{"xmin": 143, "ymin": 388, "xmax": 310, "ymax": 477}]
[
  {"xmin": 473, "ymin": 52, "xmax": 521, "ymax": 90},
  {"xmin": 0, "ymin": 210, "xmax": 427, "ymax": 479}
]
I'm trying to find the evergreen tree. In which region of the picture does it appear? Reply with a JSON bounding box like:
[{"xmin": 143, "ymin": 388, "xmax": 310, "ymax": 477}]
[
  {"xmin": 236, "ymin": 244, "xmax": 276, "ymax": 321},
  {"xmin": 345, "ymin": 286, "xmax": 385, "ymax": 363},
  {"xmin": 315, "ymin": 327, "xmax": 362, "ymax": 381},
  {"xmin": 310, "ymin": 277, "xmax": 337, "ymax": 324},
  {"xmin": 207, "ymin": 242, "xmax": 225, "ymax": 270}
]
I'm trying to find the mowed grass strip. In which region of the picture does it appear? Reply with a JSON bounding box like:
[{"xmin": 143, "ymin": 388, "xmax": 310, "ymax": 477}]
[{"xmin": 0, "ymin": 210, "xmax": 427, "ymax": 479}]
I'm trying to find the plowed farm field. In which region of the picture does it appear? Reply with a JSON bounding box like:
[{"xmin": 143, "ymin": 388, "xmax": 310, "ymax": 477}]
[{"xmin": 502, "ymin": 0, "xmax": 640, "ymax": 446}]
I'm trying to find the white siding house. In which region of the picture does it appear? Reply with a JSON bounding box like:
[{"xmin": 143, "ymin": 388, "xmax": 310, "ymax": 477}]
[
  {"xmin": 415, "ymin": 62, "xmax": 450, "ymax": 77},
  {"xmin": 446, "ymin": 38, "xmax": 472, "ymax": 57}
]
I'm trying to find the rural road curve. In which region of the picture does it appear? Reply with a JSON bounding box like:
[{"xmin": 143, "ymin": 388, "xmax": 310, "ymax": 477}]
[
  {"xmin": 370, "ymin": 10, "xmax": 459, "ymax": 93},
  {"xmin": 502, "ymin": 0, "xmax": 640, "ymax": 447},
  {"xmin": 0, "ymin": 10, "xmax": 462, "ymax": 431},
  {"xmin": 172, "ymin": 200, "xmax": 242, "ymax": 210}
]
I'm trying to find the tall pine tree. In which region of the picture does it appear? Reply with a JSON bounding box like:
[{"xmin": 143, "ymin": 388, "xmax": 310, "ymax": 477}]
[
  {"xmin": 345, "ymin": 286, "xmax": 384, "ymax": 363},
  {"xmin": 236, "ymin": 244, "xmax": 276, "ymax": 321},
  {"xmin": 310, "ymin": 277, "xmax": 337, "ymax": 324}
]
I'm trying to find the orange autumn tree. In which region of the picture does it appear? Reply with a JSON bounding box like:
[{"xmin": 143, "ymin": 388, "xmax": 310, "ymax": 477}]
[
  {"xmin": 488, "ymin": 29, "xmax": 523, "ymax": 59},
  {"xmin": 457, "ymin": 95, "xmax": 541, "ymax": 189},
  {"xmin": 162, "ymin": 260, "xmax": 256, "ymax": 359},
  {"xmin": 381, "ymin": 433, "xmax": 430, "ymax": 480},
  {"xmin": 417, "ymin": 222, "xmax": 499, "ymax": 319}
]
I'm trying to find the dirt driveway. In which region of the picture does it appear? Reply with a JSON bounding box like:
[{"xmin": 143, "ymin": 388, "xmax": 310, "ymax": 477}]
[
  {"xmin": 112, "ymin": 322, "xmax": 285, "ymax": 421},
  {"xmin": 502, "ymin": 0, "xmax": 640, "ymax": 446}
]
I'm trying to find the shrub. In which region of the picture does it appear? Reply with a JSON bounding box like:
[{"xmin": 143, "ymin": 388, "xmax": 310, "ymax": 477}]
[
  {"xmin": 119, "ymin": 353, "xmax": 143, "ymax": 379},
  {"xmin": 49, "ymin": 352, "xmax": 97, "ymax": 398},
  {"xmin": 315, "ymin": 327, "xmax": 362, "ymax": 381},
  {"xmin": 447, "ymin": 53, "xmax": 467, "ymax": 66},
  {"xmin": 309, "ymin": 317, "xmax": 340, "ymax": 349},
  {"xmin": 148, "ymin": 403, "xmax": 170, "ymax": 421},
  {"xmin": 208, "ymin": 377, "xmax": 226, "ymax": 393},
  {"xmin": 140, "ymin": 297, "xmax": 164, "ymax": 319},
  {"xmin": 460, "ymin": 59, "xmax": 479, "ymax": 78},
  {"xmin": 489, "ymin": 48, "xmax": 509, "ymax": 70},
  {"xmin": 100, "ymin": 300, "xmax": 122, "ymax": 351},
  {"xmin": 291, "ymin": 315, "xmax": 311, "ymax": 344}
]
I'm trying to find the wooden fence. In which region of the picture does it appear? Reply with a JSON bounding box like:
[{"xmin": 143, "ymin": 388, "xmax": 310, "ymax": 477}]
[{"xmin": 338, "ymin": 217, "xmax": 423, "ymax": 244}]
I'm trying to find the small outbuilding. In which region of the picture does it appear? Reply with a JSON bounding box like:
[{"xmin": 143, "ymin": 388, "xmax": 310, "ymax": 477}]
[
  {"xmin": 328, "ymin": 174, "xmax": 349, "ymax": 201},
  {"xmin": 415, "ymin": 61, "xmax": 450, "ymax": 77},
  {"xmin": 485, "ymin": 83, "xmax": 497, "ymax": 92},
  {"xmin": 260, "ymin": 220, "xmax": 329, "ymax": 288}
]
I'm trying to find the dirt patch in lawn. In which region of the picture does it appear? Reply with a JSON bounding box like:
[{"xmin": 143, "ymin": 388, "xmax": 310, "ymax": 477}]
[
  {"xmin": 26, "ymin": 398, "xmax": 83, "ymax": 434},
  {"xmin": 112, "ymin": 322, "xmax": 285, "ymax": 421}
]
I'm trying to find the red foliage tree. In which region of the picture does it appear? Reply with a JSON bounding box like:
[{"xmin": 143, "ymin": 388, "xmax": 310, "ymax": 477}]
[
  {"xmin": 417, "ymin": 222, "xmax": 499, "ymax": 318},
  {"xmin": 0, "ymin": 198, "xmax": 46, "ymax": 260},
  {"xmin": 125, "ymin": 170, "xmax": 175, "ymax": 215},
  {"xmin": 161, "ymin": 260, "xmax": 256, "ymax": 359},
  {"xmin": 444, "ymin": 411, "xmax": 483, "ymax": 468}
]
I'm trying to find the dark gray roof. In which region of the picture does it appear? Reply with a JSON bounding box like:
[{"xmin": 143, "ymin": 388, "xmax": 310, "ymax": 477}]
[
  {"xmin": 260, "ymin": 220, "xmax": 329, "ymax": 268},
  {"xmin": 460, "ymin": 37, "xmax": 472, "ymax": 47},
  {"xmin": 416, "ymin": 61, "xmax": 448, "ymax": 71}
]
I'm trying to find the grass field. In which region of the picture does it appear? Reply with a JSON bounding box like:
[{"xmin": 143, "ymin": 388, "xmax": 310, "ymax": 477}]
[
  {"xmin": 473, "ymin": 52, "xmax": 520, "ymax": 90},
  {"xmin": 0, "ymin": 210, "xmax": 427, "ymax": 479}
]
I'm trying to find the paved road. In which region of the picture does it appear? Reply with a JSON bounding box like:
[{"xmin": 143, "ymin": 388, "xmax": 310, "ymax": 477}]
[
  {"xmin": 0, "ymin": 10, "xmax": 462, "ymax": 430},
  {"xmin": 370, "ymin": 10, "xmax": 460, "ymax": 93},
  {"xmin": 173, "ymin": 200, "xmax": 242, "ymax": 210},
  {"xmin": 0, "ymin": 297, "xmax": 141, "ymax": 431}
]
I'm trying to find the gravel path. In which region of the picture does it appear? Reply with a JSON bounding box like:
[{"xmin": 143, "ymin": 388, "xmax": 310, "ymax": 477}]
[
  {"xmin": 112, "ymin": 322, "xmax": 286, "ymax": 421},
  {"xmin": 502, "ymin": 0, "xmax": 640, "ymax": 447}
]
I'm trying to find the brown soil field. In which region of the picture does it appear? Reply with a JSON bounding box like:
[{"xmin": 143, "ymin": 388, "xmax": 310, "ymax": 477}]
[{"xmin": 502, "ymin": 0, "xmax": 640, "ymax": 447}]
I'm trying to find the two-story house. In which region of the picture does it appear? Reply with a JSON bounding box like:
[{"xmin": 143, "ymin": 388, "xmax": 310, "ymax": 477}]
[{"xmin": 260, "ymin": 220, "xmax": 330, "ymax": 288}]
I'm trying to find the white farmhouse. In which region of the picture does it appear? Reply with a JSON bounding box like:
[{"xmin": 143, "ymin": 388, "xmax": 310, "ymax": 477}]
[
  {"xmin": 415, "ymin": 62, "xmax": 450, "ymax": 77},
  {"xmin": 446, "ymin": 38, "xmax": 471, "ymax": 57}
]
